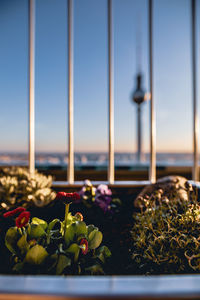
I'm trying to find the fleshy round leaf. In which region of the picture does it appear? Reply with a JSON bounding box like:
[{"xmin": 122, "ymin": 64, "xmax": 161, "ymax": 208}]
[
  {"xmin": 56, "ymin": 254, "xmax": 71, "ymax": 275},
  {"xmin": 87, "ymin": 224, "xmax": 98, "ymax": 236},
  {"xmin": 27, "ymin": 223, "xmax": 46, "ymax": 239},
  {"xmin": 32, "ymin": 217, "xmax": 48, "ymax": 230},
  {"xmin": 95, "ymin": 246, "xmax": 111, "ymax": 263},
  {"xmin": 5, "ymin": 227, "xmax": 21, "ymax": 254},
  {"xmin": 64, "ymin": 223, "xmax": 75, "ymax": 246},
  {"xmin": 73, "ymin": 221, "xmax": 87, "ymax": 237},
  {"xmin": 17, "ymin": 234, "xmax": 30, "ymax": 255},
  {"xmin": 65, "ymin": 221, "xmax": 87, "ymax": 246},
  {"xmin": 88, "ymin": 230, "xmax": 103, "ymax": 250},
  {"xmin": 25, "ymin": 245, "xmax": 48, "ymax": 265},
  {"xmin": 66, "ymin": 243, "xmax": 80, "ymax": 262}
]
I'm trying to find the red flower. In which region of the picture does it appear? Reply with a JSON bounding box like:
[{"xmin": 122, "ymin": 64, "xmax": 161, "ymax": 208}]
[
  {"xmin": 55, "ymin": 192, "xmax": 80, "ymax": 203},
  {"xmin": 75, "ymin": 212, "xmax": 83, "ymax": 221},
  {"xmin": 16, "ymin": 211, "xmax": 30, "ymax": 228},
  {"xmin": 3, "ymin": 207, "xmax": 26, "ymax": 218},
  {"xmin": 79, "ymin": 238, "xmax": 88, "ymax": 255}
]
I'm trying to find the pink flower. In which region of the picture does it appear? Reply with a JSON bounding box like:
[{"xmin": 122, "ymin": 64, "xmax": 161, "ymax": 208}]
[
  {"xmin": 95, "ymin": 184, "xmax": 112, "ymax": 212},
  {"xmin": 96, "ymin": 184, "xmax": 112, "ymax": 196}
]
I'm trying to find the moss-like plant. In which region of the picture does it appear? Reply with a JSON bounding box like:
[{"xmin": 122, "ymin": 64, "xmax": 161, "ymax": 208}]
[
  {"xmin": 131, "ymin": 183, "xmax": 200, "ymax": 274},
  {"xmin": 0, "ymin": 167, "xmax": 56, "ymax": 212},
  {"xmin": 3, "ymin": 192, "xmax": 111, "ymax": 275}
]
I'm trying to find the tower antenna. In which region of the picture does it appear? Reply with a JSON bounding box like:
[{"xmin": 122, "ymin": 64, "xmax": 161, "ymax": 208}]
[
  {"xmin": 135, "ymin": 2, "xmax": 142, "ymax": 73},
  {"xmin": 132, "ymin": 2, "xmax": 146, "ymax": 163}
]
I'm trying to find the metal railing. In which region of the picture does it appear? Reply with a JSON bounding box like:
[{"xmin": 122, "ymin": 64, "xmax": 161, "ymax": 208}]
[
  {"xmin": 28, "ymin": 0, "xmax": 198, "ymax": 187},
  {"xmin": 28, "ymin": 0, "xmax": 35, "ymax": 176},
  {"xmin": 192, "ymin": 0, "xmax": 199, "ymax": 182}
]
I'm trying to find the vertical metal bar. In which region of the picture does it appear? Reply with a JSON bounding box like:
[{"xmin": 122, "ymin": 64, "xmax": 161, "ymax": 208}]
[
  {"xmin": 67, "ymin": 0, "xmax": 74, "ymax": 183},
  {"xmin": 108, "ymin": 0, "xmax": 114, "ymax": 184},
  {"xmin": 192, "ymin": 0, "xmax": 199, "ymax": 181},
  {"xmin": 28, "ymin": 0, "xmax": 35, "ymax": 175},
  {"xmin": 148, "ymin": 0, "xmax": 156, "ymax": 183},
  {"xmin": 137, "ymin": 104, "xmax": 142, "ymax": 162}
]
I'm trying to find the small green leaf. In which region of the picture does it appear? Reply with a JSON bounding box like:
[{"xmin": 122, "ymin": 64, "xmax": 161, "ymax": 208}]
[
  {"xmin": 64, "ymin": 223, "xmax": 75, "ymax": 246},
  {"xmin": 88, "ymin": 230, "xmax": 103, "ymax": 249},
  {"xmin": 85, "ymin": 264, "xmax": 104, "ymax": 275},
  {"xmin": 64, "ymin": 221, "xmax": 87, "ymax": 246},
  {"xmin": 66, "ymin": 213, "xmax": 74, "ymax": 226},
  {"xmin": 47, "ymin": 253, "xmax": 58, "ymax": 272},
  {"xmin": 5, "ymin": 227, "xmax": 21, "ymax": 254},
  {"xmin": 17, "ymin": 234, "xmax": 30, "ymax": 255},
  {"xmin": 25, "ymin": 245, "xmax": 48, "ymax": 265},
  {"xmin": 74, "ymin": 221, "xmax": 87, "ymax": 237},
  {"xmin": 112, "ymin": 197, "xmax": 121, "ymax": 205},
  {"xmin": 13, "ymin": 262, "xmax": 24, "ymax": 273},
  {"xmin": 56, "ymin": 254, "xmax": 71, "ymax": 275},
  {"xmin": 66, "ymin": 243, "xmax": 80, "ymax": 262},
  {"xmin": 27, "ymin": 223, "xmax": 46, "ymax": 239},
  {"xmin": 87, "ymin": 224, "xmax": 98, "ymax": 236},
  {"xmin": 47, "ymin": 219, "xmax": 61, "ymax": 232},
  {"xmin": 32, "ymin": 217, "xmax": 48, "ymax": 230},
  {"xmin": 95, "ymin": 246, "xmax": 111, "ymax": 263}
]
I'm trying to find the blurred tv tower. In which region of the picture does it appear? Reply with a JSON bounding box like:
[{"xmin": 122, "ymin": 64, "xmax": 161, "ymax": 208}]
[
  {"xmin": 131, "ymin": 5, "xmax": 147, "ymax": 163},
  {"xmin": 132, "ymin": 73, "xmax": 146, "ymax": 163}
]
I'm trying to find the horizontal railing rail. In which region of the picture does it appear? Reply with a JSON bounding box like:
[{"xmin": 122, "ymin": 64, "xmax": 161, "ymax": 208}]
[{"xmin": 1, "ymin": 274, "xmax": 200, "ymax": 298}]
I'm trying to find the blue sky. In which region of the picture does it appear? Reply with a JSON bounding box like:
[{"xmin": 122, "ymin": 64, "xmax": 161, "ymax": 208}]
[{"xmin": 0, "ymin": 0, "xmax": 199, "ymax": 153}]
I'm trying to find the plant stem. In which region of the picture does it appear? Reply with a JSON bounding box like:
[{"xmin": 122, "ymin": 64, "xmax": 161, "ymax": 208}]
[
  {"xmin": 64, "ymin": 203, "xmax": 71, "ymax": 239},
  {"xmin": 65, "ymin": 203, "xmax": 70, "ymax": 223}
]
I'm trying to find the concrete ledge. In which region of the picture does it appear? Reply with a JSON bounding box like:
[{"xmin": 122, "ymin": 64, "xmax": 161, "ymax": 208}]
[{"xmin": 1, "ymin": 275, "xmax": 200, "ymax": 299}]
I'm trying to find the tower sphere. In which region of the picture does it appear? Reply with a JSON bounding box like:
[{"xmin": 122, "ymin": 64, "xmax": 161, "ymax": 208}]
[{"xmin": 132, "ymin": 74, "xmax": 145, "ymax": 105}]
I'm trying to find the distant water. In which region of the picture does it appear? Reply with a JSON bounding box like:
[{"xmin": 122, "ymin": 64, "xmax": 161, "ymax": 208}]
[{"xmin": 0, "ymin": 152, "xmax": 196, "ymax": 168}]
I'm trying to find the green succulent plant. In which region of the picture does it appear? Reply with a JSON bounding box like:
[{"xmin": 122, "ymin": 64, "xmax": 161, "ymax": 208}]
[
  {"xmin": 0, "ymin": 167, "xmax": 56, "ymax": 211},
  {"xmin": 131, "ymin": 183, "xmax": 200, "ymax": 274},
  {"xmin": 4, "ymin": 199, "xmax": 111, "ymax": 275}
]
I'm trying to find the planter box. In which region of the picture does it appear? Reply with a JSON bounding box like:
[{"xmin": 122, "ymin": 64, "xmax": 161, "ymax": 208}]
[
  {"xmin": 1, "ymin": 275, "xmax": 200, "ymax": 299},
  {"xmin": 1, "ymin": 184, "xmax": 200, "ymax": 299}
]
